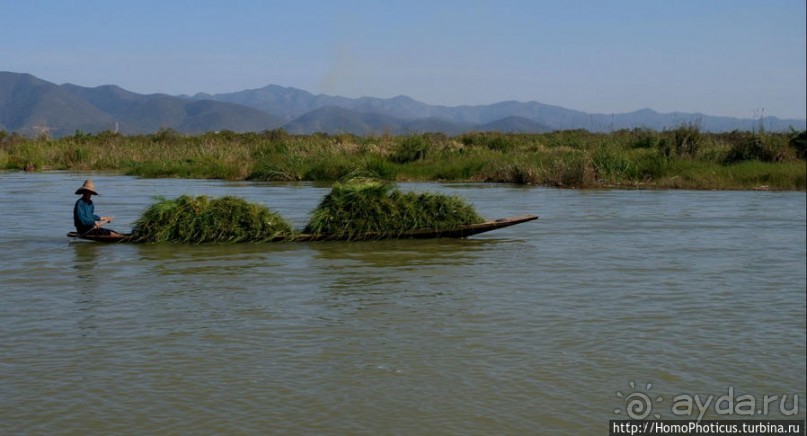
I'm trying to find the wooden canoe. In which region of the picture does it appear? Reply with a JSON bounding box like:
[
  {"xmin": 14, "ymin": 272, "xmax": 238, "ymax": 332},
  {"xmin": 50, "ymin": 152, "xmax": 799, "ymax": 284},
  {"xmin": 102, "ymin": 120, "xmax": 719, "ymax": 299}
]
[
  {"xmin": 67, "ymin": 214, "xmax": 538, "ymax": 243},
  {"xmin": 67, "ymin": 231, "xmax": 133, "ymax": 243},
  {"xmin": 292, "ymin": 214, "xmax": 539, "ymax": 241}
]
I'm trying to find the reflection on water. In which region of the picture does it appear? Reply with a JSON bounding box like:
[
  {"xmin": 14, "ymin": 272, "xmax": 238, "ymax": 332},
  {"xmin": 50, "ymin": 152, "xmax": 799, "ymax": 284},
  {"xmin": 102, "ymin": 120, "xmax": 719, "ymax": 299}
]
[
  {"xmin": 136, "ymin": 242, "xmax": 301, "ymax": 276},
  {"xmin": 311, "ymin": 238, "xmax": 501, "ymax": 267},
  {"xmin": 309, "ymin": 239, "xmax": 505, "ymax": 317},
  {"xmin": 72, "ymin": 242, "xmax": 101, "ymax": 276},
  {"xmin": 0, "ymin": 172, "xmax": 804, "ymax": 434},
  {"xmin": 71, "ymin": 244, "xmax": 103, "ymax": 334}
]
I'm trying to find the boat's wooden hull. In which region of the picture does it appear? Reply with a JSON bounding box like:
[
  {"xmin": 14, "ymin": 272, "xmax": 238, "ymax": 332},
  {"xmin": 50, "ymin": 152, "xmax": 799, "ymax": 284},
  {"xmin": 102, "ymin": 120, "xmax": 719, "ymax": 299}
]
[
  {"xmin": 67, "ymin": 215, "xmax": 538, "ymax": 243},
  {"xmin": 67, "ymin": 231, "xmax": 132, "ymax": 243},
  {"xmin": 293, "ymin": 214, "xmax": 539, "ymax": 241}
]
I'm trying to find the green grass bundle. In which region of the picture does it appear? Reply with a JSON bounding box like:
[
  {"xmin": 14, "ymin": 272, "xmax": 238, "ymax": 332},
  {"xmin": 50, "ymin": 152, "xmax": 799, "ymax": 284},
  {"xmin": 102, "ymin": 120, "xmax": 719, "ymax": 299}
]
[
  {"xmin": 304, "ymin": 179, "xmax": 485, "ymax": 240},
  {"xmin": 132, "ymin": 195, "xmax": 294, "ymax": 243}
]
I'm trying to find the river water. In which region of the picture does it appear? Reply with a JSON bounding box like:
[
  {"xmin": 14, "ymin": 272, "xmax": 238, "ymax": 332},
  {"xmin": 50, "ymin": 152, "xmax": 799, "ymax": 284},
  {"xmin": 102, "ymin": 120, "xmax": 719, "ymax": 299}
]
[{"xmin": 1, "ymin": 172, "xmax": 805, "ymax": 434}]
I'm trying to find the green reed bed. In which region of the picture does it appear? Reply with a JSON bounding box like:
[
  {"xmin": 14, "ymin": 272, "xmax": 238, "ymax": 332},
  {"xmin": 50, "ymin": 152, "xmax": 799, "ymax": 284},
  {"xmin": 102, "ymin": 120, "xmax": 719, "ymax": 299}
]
[
  {"xmin": 303, "ymin": 179, "xmax": 485, "ymax": 240},
  {"xmin": 131, "ymin": 195, "xmax": 294, "ymax": 243},
  {"xmin": 2, "ymin": 128, "xmax": 805, "ymax": 190}
]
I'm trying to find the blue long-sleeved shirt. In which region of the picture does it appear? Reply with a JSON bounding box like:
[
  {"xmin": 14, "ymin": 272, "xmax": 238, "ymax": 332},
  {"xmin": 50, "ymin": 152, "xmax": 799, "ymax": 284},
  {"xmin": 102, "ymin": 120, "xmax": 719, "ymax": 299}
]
[{"xmin": 74, "ymin": 197, "xmax": 100, "ymax": 230}]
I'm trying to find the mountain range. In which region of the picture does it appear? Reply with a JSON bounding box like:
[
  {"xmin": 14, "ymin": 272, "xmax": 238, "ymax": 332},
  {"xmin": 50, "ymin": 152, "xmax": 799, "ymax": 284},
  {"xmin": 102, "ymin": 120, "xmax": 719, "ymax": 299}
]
[{"xmin": 1, "ymin": 71, "xmax": 804, "ymax": 138}]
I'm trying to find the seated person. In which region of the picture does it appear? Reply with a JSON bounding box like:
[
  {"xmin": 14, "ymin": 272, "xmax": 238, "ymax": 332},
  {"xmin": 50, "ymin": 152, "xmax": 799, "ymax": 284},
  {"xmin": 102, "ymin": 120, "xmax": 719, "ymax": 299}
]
[{"xmin": 73, "ymin": 180, "xmax": 121, "ymax": 236}]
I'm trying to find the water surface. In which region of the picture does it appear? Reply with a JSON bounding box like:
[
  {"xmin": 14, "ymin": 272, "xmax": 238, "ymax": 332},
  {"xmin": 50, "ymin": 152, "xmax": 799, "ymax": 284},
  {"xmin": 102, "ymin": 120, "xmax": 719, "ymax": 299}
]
[{"xmin": 1, "ymin": 172, "xmax": 804, "ymax": 434}]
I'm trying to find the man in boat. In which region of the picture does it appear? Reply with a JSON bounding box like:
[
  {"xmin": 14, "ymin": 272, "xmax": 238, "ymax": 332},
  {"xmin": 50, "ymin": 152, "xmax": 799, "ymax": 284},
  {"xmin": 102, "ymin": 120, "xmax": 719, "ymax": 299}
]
[{"xmin": 73, "ymin": 180, "xmax": 121, "ymax": 237}]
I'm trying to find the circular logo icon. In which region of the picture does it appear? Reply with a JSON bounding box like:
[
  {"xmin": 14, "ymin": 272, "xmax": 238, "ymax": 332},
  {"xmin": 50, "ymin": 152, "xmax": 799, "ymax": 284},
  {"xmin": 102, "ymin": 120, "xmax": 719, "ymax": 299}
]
[
  {"xmin": 615, "ymin": 381, "xmax": 663, "ymax": 419},
  {"xmin": 623, "ymin": 392, "xmax": 653, "ymax": 419}
]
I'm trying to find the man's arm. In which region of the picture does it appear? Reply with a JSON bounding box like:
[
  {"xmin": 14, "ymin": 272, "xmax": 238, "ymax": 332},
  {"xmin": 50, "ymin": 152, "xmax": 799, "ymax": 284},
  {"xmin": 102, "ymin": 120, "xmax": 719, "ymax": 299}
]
[{"xmin": 74, "ymin": 201, "xmax": 101, "ymax": 227}]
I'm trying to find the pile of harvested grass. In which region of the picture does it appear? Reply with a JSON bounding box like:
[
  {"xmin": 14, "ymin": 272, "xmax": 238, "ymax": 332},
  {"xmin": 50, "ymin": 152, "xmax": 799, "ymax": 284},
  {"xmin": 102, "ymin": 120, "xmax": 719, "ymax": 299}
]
[
  {"xmin": 131, "ymin": 195, "xmax": 294, "ymax": 243},
  {"xmin": 304, "ymin": 179, "xmax": 485, "ymax": 240}
]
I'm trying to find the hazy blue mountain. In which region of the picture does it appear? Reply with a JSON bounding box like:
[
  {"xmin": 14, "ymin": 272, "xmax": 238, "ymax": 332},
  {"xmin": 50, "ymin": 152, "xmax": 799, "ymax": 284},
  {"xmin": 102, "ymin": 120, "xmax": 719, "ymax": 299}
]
[
  {"xmin": 0, "ymin": 72, "xmax": 115, "ymax": 136},
  {"xmin": 284, "ymin": 107, "xmax": 479, "ymax": 136},
  {"xmin": 195, "ymin": 86, "xmax": 442, "ymax": 122},
  {"xmin": 1, "ymin": 72, "xmax": 283, "ymax": 136},
  {"xmin": 479, "ymin": 116, "xmax": 553, "ymax": 133},
  {"xmin": 200, "ymin": 85, "xmax": 806, "ymax": 133},
  {"xmin": 402, "ymin": 117, "xmax": 474, "ymax": 136},
  {"xmin": 2, "ymin": 71, "xmax": 805, "ymax": 137},
  {"xmin": 283, "ymin": 106, "xmax": 405, "ymax": 135}
]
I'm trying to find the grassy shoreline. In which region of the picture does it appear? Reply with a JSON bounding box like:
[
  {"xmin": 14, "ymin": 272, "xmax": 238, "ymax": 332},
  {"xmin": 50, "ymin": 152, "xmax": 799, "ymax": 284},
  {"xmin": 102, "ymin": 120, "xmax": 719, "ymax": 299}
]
[{"xmin": 1, "ymin": 127, "xmax": 805, "ymax": 190}]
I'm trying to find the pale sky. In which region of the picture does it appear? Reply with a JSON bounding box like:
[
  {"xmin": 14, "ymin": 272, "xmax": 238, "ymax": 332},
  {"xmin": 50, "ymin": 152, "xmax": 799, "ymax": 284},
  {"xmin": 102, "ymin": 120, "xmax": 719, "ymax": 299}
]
[{"xmin": 2, "ymin": 0, "xmax": 805, "ymax": 119}]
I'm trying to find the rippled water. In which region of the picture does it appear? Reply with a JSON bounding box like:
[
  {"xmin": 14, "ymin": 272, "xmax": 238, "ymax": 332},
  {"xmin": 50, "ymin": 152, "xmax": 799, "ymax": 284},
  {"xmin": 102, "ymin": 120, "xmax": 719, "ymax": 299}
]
[{"xmin": 1, "ymin": 172, "xmax": 805, "ymax": 434}]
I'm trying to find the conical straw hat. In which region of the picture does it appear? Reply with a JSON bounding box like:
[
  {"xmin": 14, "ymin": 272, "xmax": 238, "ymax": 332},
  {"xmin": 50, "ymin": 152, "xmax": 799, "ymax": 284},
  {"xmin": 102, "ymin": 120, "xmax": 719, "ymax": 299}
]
[{"xmin": 75, "ymin": 179, "xmax": 99, "ymax": 195}]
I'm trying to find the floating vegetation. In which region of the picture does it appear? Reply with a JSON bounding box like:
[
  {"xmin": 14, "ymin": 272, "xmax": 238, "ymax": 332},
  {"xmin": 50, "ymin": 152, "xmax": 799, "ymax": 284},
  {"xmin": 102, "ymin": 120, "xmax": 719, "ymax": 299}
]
[
  {"xmin": 131, "ymin": 195, "xmax": 294, "ymax": 243},
  {"xmin": 304, "ymin": 178, "xmax": 485, "ymax": 240},
  {"xmin": 126, "ymin": 184, "xmax": 487, "ymax": 243}
]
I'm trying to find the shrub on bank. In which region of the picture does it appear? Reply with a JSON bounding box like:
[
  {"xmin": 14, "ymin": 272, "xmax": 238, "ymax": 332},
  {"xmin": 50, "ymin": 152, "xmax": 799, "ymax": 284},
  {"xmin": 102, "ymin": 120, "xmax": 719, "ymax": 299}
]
[
  {"xmin": 723, "ymin": 132, "xmax": 789, "ymax": 164},
  {"xmin": 659, "ymin": 124, "xmax": 702, "ymax": 158},
  {"xmin": 390, "ymin": 135, "xmax": 430, "ymax": 163},
  {"xmin": 788, "ymin": 130, "xmax": 807, "ymax": 160}
]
